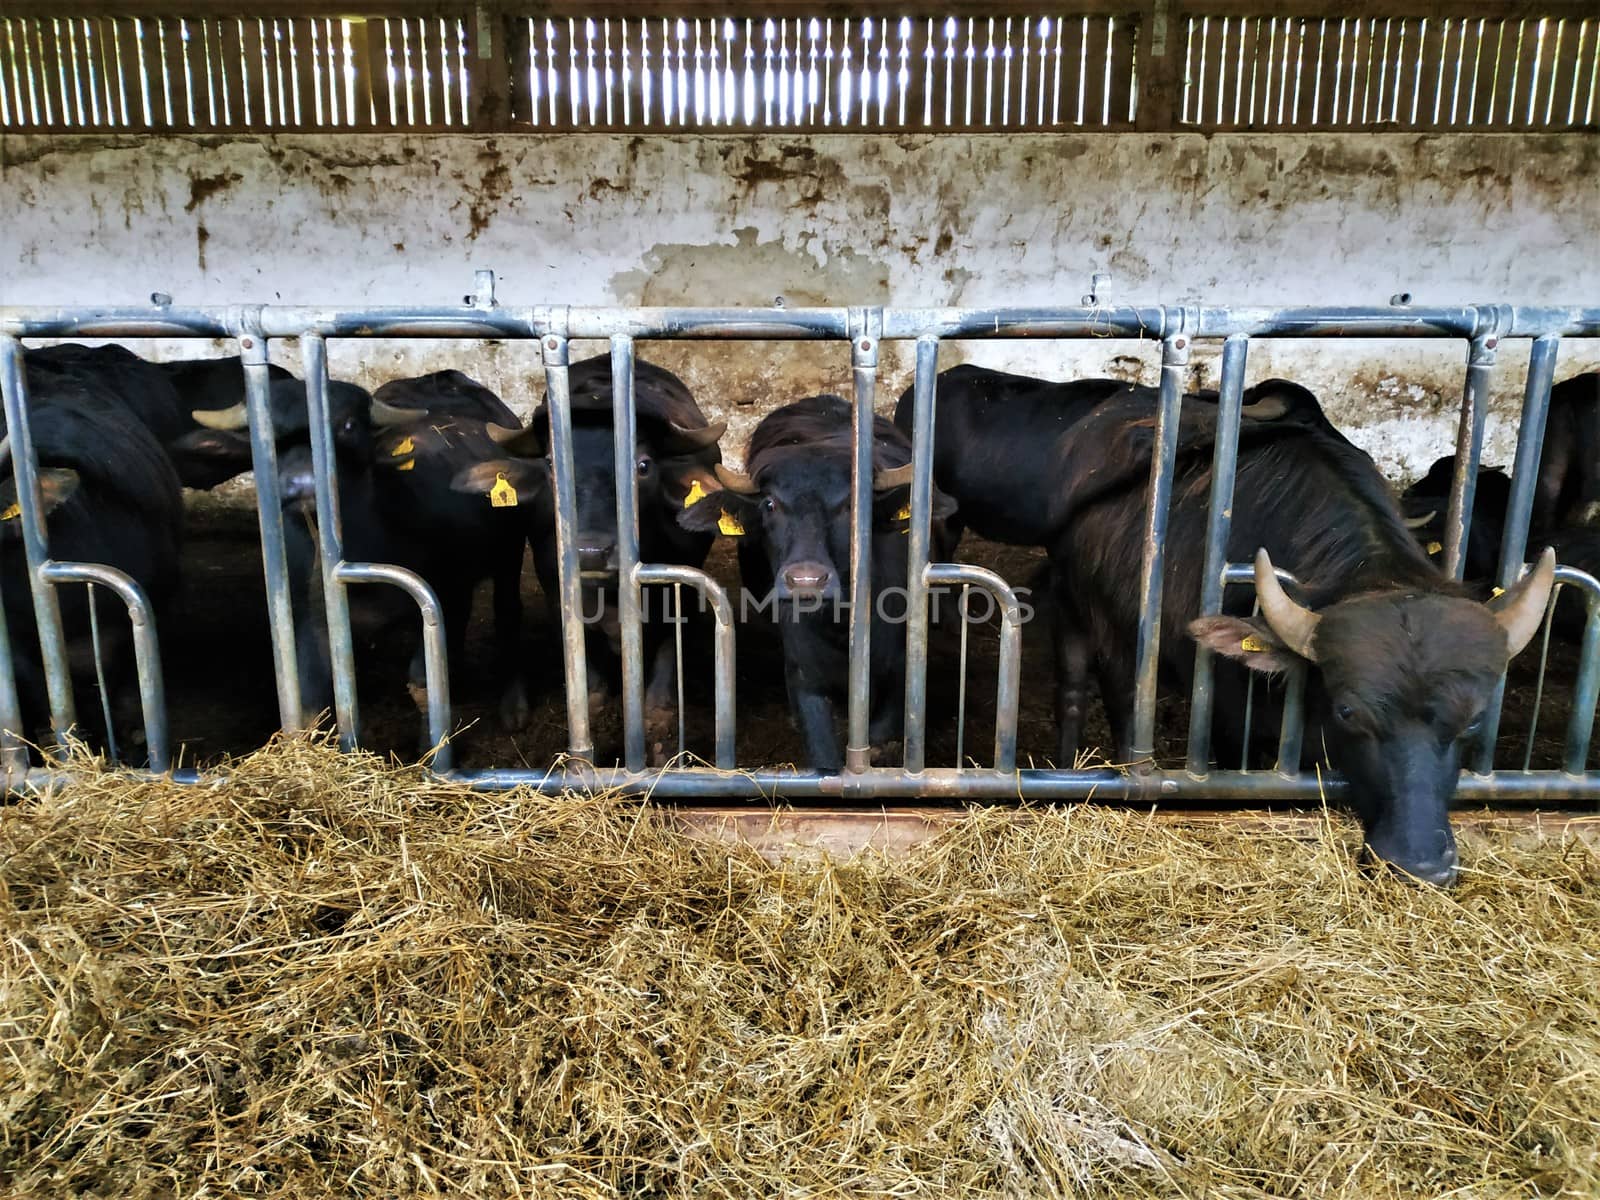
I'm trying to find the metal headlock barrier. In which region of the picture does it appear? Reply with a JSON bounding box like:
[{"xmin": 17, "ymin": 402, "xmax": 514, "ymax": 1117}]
[{"xmin": 1, "ymin": 296, "xmax": 1598, "ymax": 806}]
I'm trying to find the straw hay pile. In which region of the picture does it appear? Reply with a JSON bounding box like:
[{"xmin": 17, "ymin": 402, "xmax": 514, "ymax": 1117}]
[{"xmin": 3, "ymin": 738, "xmax": 1598, "ymax": 1199}]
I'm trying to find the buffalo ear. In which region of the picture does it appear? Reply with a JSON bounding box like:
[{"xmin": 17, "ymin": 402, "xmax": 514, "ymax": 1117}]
[
  {"xmin": 679, "ymin": 490, "xmax": 755, "ymax": 536},
  {"xmin": 871, "ymin": 484, "xmax": 958, "ymax": 531},
  {"xmin": 1187, "ymin": 614, "xmax": 1302, "ymax": 674},
  {"xmin": 448, "ymin": 458, "xmax": 546, "ymax": 505},
  {"xmin": 374, "ymin": 428, "xmax": 424, "ymax": 471},
  {"xmin": 167, "ymin": 427, "xmax": 254, "ymax": 465},
  {"xmin": 0, "ymin": 468, "xmax": 81, "ymax": 539},
  {"xmin": 662, "ymin": 464, "xmax": 720, "ymax": 511}
]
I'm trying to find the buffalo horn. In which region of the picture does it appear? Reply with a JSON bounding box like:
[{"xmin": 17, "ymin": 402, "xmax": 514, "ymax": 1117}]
[
  {"xmin": 1403, "ymin": 511, "xmax": 1437, "ymax": 530},
  {"xmin": 873, "ymin": 462, "xmax": 915, "ymax": 491},
  {"xmin": 370, "ymin": 398, "xmax": 428, "ymax": 427},
  {"xmin": 486, "ymin": 422, "xmax": 523, "ymax": 446},
  {"xmin": 713, "ymin": 463, "xmax": 759, "ymax": 495},
  {"xmin": 191, "ymin": 402, "xmax": 250, "ymax": 431},
  {"xmin": 668, "ymin": 419, "xmax": 727, "ymax": 452},
  {"xmin": 1494, "ymin": 546, "xmax": 1558, "ymax": 658},
  {"xmin": 1254, "ymin": 548, "xmax": 1321, "ymax": 661},
  {"xmin": 1242, "ymin": 394, "xmax": 1290, "ymax": 421}
]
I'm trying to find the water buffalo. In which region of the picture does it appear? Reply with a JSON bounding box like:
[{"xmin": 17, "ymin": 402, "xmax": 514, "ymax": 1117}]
[
  {"xmin": 26, "ymin": 343, "xmax": 296, "ymax": 488},
  {"xmin": 1046, "ymin": 388, "xmax": 1556, "ymax": 885},
  {"xmin": 680, "ymin": 394, "xmax": 957, "ymax": 771},
  {"xmin": 1, "ymin": 369, "xmax": 184, "ymax": 759},
  {"xmin": 186, "ymin": 371, "xmax": 529, "ymax": 741},
  {"xmin": 449, "ymin": 354, "xmax": 724, "ymax": 764},
  {"xmin": 1532, "ymin": 371, "xmax": 1600, "ymax": 534}
]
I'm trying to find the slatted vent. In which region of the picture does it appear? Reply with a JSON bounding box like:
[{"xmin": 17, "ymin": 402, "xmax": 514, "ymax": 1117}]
[
  {"xmin": 0, "ymin": 14, "xmax": 472, "ymax": 129},
  {"xmin": 508, "ymin": 15, "xmax": 1138, "ymax": 129},
  {"xmin": 1180, "ymin": 14, "xmax": 1599, "ymax": 128}
]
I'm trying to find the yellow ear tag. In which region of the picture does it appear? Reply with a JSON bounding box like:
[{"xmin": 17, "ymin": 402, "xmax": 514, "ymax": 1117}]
[
  {"xmin": 1, "ymin": 502, "xmax": 19, "ymax": 521},
  {"xmin": 489, "ymin": 473, "xmax": 519, "ymax": 508},
  {"xmin": 718, "ymin": 509, "xmax": 745, "ymax": 536},
  {"xmin": 1425, "ymin": 541, "xmax": 1443, "ymax": 555},
  {"xmin": 894, "ymin": 504, "xmax": 911, "ymax": 521},
  {"xmin": 391, "ymin": 435, "xmax": 415, "ymax": 457},
  {"xmin": 684, "ymin": 479, "xmax": 707, "ymax": 508},
  {"xmin": 395, "ymin": 458, "xmax": 416, "ymax": 471},
  {"xmin": 1240, "ymin": 634, "xmax": 1270, "ymax": 652},
  {"xmin": 1491, "ymin": 586, "xmax": 1506, "ymax": 599}
]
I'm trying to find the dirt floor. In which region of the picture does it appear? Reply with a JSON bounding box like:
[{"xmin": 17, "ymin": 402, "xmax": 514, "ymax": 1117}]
[{"xmin": 153, "ymin": 496, "xmax": 1599, "ymax": 781}]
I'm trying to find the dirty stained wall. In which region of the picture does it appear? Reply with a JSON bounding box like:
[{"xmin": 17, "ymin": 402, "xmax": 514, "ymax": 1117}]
[{"xmin": 3, "ymin": 131, "xmax": 1597, "ymax": 481}]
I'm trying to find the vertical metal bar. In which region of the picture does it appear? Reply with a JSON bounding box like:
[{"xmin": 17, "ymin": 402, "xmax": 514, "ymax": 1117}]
[
  {"xmin": 238, "ymin": 323, "xmax": 303, "ymax": 730},
  {"xmin": 1132, "ymin": 327, "xmax": 1191, "ymax": 760},
  {"xmin": 300, "ymin": 333, "xmax": 359, "ymax": 750},
  {"xmin": 844, "ymin": 307, "xmax": 880, "ymax": 773},
  {"xmin": 1565, "ymin": 581, "xmax": 1600, "ymax": 775},
  {"xmin": 1186, "ymin": 333, "xmax": 1248, "ymax": 776},
  {"xmin": 955, "ymin": 582, "xmax": 968, "ymax": 767},
  {"xmin": 1444, "ymin": 333, "xmax": 1496, "ymax": 580},
  {"xmin": 540, "ymin": 327, "xmax": 593, "ymax": 760},
  {"xmin": 1474, "ymin": 332, "xmax": 1559, "ymax": 773},
  {"xmin": 900, "ymin": 332, "xmax": 938, "ymax": 774},
  {"xmin": 86, "ymin": 583, "xmax": 119, "ymax": 763},
  {"xmin": 0, "ymin": 334, "xmax": 77, "ymax": 746},
  {"xmin": 610, "ymin": 335, "xmax": 645, "ymax": 772},
  {"xmin": 0, "ymin": 576, "xmax": 31, "ymax": 778},
  {"xmin": 1274, "ymin": 661, "xmax": 1306, "ymax": 775}
]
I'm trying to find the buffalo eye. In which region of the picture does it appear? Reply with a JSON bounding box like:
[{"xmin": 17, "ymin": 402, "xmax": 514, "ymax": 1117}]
[
  {"xmin": 340, "ymin": 417, "xmax": 358, "ymax": 435},
  {"xmin": 762, "ymin": 497, "xmax": 776, "ymax": 514},
  {"xmin": 1462, "ymin": 712, "xmax": 1485, "ymax": 737},
  {"xmin": 635, "ymin": 456, "xmax": 652, "ymax": 478},
  {"xmin": 1335, "ymin": 702, "xmax": 1356, "ymax": 724}
]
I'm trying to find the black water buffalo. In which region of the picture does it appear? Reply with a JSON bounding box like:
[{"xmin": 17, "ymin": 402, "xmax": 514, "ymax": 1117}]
[
  {"xmin": 892, "ymin": 366, "xmax": 1340, "ymax": 761},
  {"xmin": 681, "ymin": 395, "xmax": 957, "ymax": 771},
  {"xmin": 185, "ymin": 371, "xmax": 529, "ymax": 740},
  {"xmin": 450, "ymin": 355, "xmax": 725, "ymax": 764},
  {"xmin": 1, "ymin": 369, "xmax": 184, "ymax": 758},
  {"xmin": 26, "ymin": 343, "xmax": 296, "ymax": 488},
  {"xmin": 1046, "ymin": 388, "xmax": 1556, "ymax": 885},
  {"xmin": 1532, "ymin": 371, "xmax": 1600, "ymax": 534}
]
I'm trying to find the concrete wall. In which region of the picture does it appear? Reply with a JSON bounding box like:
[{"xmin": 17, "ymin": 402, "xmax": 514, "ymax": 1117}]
[{"xmin": 3, "ymin": 131, "xmax": 1597, "ymax": 481}]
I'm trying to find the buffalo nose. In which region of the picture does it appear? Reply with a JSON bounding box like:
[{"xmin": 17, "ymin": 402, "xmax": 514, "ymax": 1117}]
[
  {"xmin": 280, "ymin": 470, "xmax": 317, "ymax": 506},
  {"xmin": 1368, "ymin": 843, "xmax": 1461, "ymax": 888},
  {"xmin": 782, "ymin": 562, "xmax": 833, "ymax": 596},
  {"xmin": 576, "ymin": 534, "xmax": 616, "ymax": 573}
]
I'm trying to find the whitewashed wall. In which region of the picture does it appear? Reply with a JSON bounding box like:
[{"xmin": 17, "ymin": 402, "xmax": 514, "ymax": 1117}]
[{"xmin": 3, "ymin": 131, "xmax": 1597, "ymax": 480}]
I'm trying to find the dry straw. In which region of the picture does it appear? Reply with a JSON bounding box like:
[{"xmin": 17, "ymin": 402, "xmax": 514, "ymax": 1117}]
[{"xmin": 2, "ymin": 735, "xmax": 1598, "ymax": 1198}]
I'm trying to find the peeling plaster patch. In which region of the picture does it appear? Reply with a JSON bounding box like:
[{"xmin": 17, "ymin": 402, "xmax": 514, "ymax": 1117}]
[
  {"xmin": 185, "ymin": 170, "xmax": 242, "ymax": 212},
  {"xmin": 609, "ymin": 226, "xmax": 890, "ymax": 306}
]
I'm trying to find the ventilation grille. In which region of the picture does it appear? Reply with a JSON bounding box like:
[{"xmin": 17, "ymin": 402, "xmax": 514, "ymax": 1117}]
[
  {"xmin": 508, "ymin": 15, "xmax": 1138, "ymax": 129},
  {"xmin": 0, "ymin": 13, "xmax": 472, "ymax": 129},
  {"xmin": 1180, "ymin": 14, "xmax": 1599, "ymax": 128}
]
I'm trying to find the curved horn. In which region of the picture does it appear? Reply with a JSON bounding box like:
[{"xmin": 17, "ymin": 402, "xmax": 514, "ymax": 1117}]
[
  {"xmin": 1242, "ymin": 394, "xmax": 1290, "ymax": 421},
  {"xmin": 667, "ymin": 419, "xmax": 727, "ymax": 452},
  {"xmin": 1254, "ymin": 548, "xmax": 1321, "ymax": 661},
  {"xmin": 1495, "ymin": 546, "xmax": 1558, "ymax": 658},
  {"xmin": 369, "ymin": 398, "xmax": 428, "ymax": 428},
  {"xmin": 486, "ymin": 422, "xmax": 523, "ymax": 446},
  {"xmin": 713, "ymin": 463, "xmax": 759, "ymax": 495},
  {"xmin": 873, "ymin": 462, "xmax": 915, "ymax": 491},
  {"xmin": 191, "ymin": 402, "xmax": 250, "ymax": 431},
  {"xmin": 1403, "ymin": 510, "xmax": 1437, "ymax": 530}
]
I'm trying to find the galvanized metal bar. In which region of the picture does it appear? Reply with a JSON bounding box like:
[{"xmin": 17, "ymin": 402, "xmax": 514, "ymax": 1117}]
[
  {"xmin": 844, "ymin": 308, "xmax": 880, "ymax": 774},
  {"xmin": 901, "ymin": 333, "xmax": 939, "ymax": 774},
  {"xmin": 299, "ymin": 333, "xmax": 360, "ymax": 751},
  {"xmin": 335, "ymin": 561, "xmax": 452, "ymax": 769},
  {"xmin": 6, "ymin": 304, "xmax": 1600, "ymax": 345},
  {"xmin": 611, "ymin": 335, "xmax": 646, "ymax": 772},
  {"xmin": 1132, "ymin": 328, "xmax": 1192, "ymax": 761},
  {"xmin": 1443, "ymin": 332, "xmax": 1497, "ymax": 580},
  {"xmin": 39, "ymin": 560, "xmax": 170, "ymax": 772},
  {"xmin": 540, "ymin": 326, "xmax": 593, "ymax": 760},
  {"xmin": 1559, "ymin": 565, "xmax": 1600, "ymax": 776},
  {"xmin": 1274, "ymin": 663, "xmax": 1307, "ymax": 776},
  {"xmin": 638, "ymin": 562, "xmax": 736, "ymax": 769},
  {"xmin": 1475, "ymin": 333, "xmax": 1560, "ymax": 774},
  {"xmin": 1186, "ymin": 333, "xmax": 1249, "ymax": 777},
  {"xmin": 926, "ymin": 561, "xmax": 1022, "ymax": 773},
  {"xmin": 0, "ymin": 578, "xmax": 30, "ymax": 779},
  {"xmin": 0, "ymin": 334, "xmax": 77, "ymax": 745},
  {"xmin": 85, "ymin": 584, "xmax": 119, "ymax": 764},
  {"xmin": 236, "ymin": 322, "xmax": 304, "ymax": 731}
]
